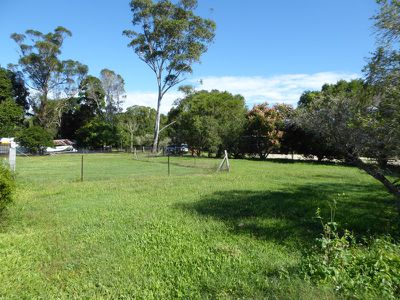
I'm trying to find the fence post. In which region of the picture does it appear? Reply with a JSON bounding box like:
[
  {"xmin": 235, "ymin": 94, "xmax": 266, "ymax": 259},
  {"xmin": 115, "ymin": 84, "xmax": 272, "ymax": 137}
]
[
  {"xmin": 168, "ymin": 154, "xmax": 170, "ymax": 176},
  {"xmin": 9, "ymin": 142, "xmax": 16, "ymax": 172},
  {"xmin": 81, "ymin": 155, "xmax": 84, "ymax": 182}
]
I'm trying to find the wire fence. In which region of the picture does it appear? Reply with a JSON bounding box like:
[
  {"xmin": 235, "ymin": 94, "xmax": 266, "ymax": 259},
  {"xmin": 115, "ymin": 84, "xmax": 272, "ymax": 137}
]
[
  {"xmin": 132, "ymin": 151, "xmax": 220, "ymax": 172},
  {"xmin": 16, "ymin": 152, "xmax": 222, "ymax": 184}
]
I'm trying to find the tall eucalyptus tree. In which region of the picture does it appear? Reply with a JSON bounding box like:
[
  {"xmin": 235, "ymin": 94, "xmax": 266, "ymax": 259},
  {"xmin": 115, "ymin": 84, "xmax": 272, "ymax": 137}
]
[{"xmin": 123, "ymin": 0, "xmax": 215, "ymax": 152}]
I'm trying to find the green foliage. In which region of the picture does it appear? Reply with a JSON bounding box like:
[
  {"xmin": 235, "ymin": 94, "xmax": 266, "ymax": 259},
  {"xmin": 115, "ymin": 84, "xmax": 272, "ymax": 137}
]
[
  {"xmin": 373, "ymin": 0, "xmax": 400, "ymax": 44},
  {"xmin": 11, "ymin": 26, "xmax": 88, "ymax": 128},
  {"xmin": 242, "ymin": 103, "xmax": 289, "ymax": 159},
  {"xmin": 100, "ymin": 69, "xmax": 125, "ymax": 123},
  {"xmin": 78, "ymin": 75, "xmax": 106, "ymax": 116},
  {"xmin": 280, "ymin": 124, "xmax": 339, "ymax": 161},
  {"xmin": 0, "ymin": 99, "xmax": 24, "ymax": 137},
  {"xmin": 321, "ymin": 79, "xmax": 366, "ymax": 99},
  {"xmin": 169, "ymin": 90, "xmax": 247, "ymax": 156},
  {"xmin": 59, "ymin": 76, "xmax": 107, "ymax": 141},
  {"xmin": 363, "ymin": 1, "xmax": 400, "ymax": 169},
  {"xmin": 302, "ymin": 207, "xmax": 400, "ymax": 299},
  {"xmin": 76, "ymin": 117, "xmax": 119, "ymax": 148},
  {"xmin": 0, "ymin": 164, "xmax": 15, "ymax": 213},
  {"xmin": 17, "ymin": 126, "xmax": 53, "ymax": 154},
  {"xmin": 0, "ymin": 67, "xmax": 29, "ymax": 111},
  {"xmin": 0, "ymin": 68, "xmax": 13, "ymax": 103},
  {"xmin": 123, "ymin": 0, "xmax": 215, "ymax": 87},
  {"xmin": 117, "ymin": 105, "xmax": 161, "ymax": 149},
  {"xmin": 296, "ymin": 79, "xmax": 400, "ymax": 202},
  {"xmin": 298, "ymin": 90, "xmax": 320, "ymax": 108}
]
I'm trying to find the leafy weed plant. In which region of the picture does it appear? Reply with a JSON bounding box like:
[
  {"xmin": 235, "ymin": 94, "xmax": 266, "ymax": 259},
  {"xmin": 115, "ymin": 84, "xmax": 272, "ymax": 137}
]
[{"xmin": 302, "ymin": 199, "xmax": 400, "ymax": 299}]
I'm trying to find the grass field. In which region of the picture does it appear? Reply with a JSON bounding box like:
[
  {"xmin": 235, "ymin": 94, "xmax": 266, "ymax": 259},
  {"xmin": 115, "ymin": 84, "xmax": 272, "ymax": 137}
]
[{"xmin": 0, "ymin": 153, "xmax": 398, "ymax": 299}]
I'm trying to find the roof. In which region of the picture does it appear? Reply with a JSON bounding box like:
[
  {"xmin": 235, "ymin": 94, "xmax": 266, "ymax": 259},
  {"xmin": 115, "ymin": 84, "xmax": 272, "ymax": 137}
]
[
  {"xmin": 53, "ymin": 139, "xmax": 75, "ymax": 146},
  {"xmin": 0, "ymin": 138, "xmax": 15, "ymax": 144}
]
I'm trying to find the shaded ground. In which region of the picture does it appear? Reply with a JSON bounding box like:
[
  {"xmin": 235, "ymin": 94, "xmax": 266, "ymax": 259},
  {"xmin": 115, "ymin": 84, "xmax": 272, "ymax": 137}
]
[{"xmin": 180, "ymin": 182, "xmax": 398, "ymax": 249}]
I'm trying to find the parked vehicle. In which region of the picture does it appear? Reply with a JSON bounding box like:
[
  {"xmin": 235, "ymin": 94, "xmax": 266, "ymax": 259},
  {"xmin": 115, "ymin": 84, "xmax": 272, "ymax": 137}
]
[
  {"xmin": 46, "ymin": 145, "xmax": 77, "ymax": 154},
  {"xmin": 180, "ymin": 144, "xmax": 189, "ymax": 153},
  {"xmin": 165, "ymin": 144, "xmax": 189, "ymax": 155}
]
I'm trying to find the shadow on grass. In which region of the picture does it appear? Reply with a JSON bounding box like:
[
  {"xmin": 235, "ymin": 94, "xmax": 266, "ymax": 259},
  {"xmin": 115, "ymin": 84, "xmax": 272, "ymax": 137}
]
[
  {"xmin": 179, "ymin": 183, "xmax": 399, "ymax": 248},
  {"xmin": 247, "ymin": 156, "xmax": 400, "ymax": 176},
  {"xmin": 246, "ymin": 157, "xmax": 350, "ymax": 167}
]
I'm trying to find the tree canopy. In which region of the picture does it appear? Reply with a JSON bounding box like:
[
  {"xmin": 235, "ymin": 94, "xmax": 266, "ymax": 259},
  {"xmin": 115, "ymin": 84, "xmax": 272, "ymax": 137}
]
[
  {"xmin": 123, "ymin": 0, "xmax": 216, "ymax": 152},
  {"xmin": 100, "ymin": 69, "xmax": 125, "ymax": 123},
  {"xmin": 11, "ymin": 27, "xmax": 88, "ymax": 128},
  {"xmin": 0, "ymin": 67, "xmax": 29, "ymax": 110},
  {"xmin": 169, "ymin": 90, "xmax": 246, "ymax": 156}
]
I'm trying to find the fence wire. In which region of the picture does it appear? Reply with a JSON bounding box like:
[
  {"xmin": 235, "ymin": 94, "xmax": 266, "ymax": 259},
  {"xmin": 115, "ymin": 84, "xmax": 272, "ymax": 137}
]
[{"xmin": 16, "ymin": 152, "xmax": 221, "ymax": 183}]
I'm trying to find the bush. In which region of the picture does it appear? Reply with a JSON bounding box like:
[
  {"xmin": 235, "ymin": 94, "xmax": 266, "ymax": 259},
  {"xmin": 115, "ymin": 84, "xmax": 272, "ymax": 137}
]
[
  {"xmin": 302, "ymin": 208, "xmax": 400, "ymax": 299},
  {"xmin": 0, "ymin": 164, "xmax": 15, "ymax": 212},
  {"xmin": 76, "ymin": 118, "xmax": 119, "ymax": 148},
  {"xmin": 17, "ymin": 126, "xmax": 53, "ymax": 154}
]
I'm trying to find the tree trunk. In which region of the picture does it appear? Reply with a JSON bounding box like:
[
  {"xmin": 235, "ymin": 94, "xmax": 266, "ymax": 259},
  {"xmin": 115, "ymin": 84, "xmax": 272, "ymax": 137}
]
[
  {"xmin": 130, "ymin": 130, "xmax": 133, "ymax": 153},
  {"xmin": 152, "ymin": 92, "xmax": 162, "ymax": 153},
  {"xmin": 353, "ymin": 157, "xmax": 400, "ymax": 210},
  {"xmin": 39, "ymin": 89, "xmax": 48, "ymax": 128}
]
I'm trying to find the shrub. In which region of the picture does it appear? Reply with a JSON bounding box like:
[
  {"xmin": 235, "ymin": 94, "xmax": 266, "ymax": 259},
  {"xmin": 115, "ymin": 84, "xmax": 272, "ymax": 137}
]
[
  {"xmin": 0, "ymin": 163, "xmax": 15, "ymax": 212},
  {"xmin": 17, "ymin": 126, "xmax": 53, "ymax": 154},
  {"xmin": 302, "ymin": 208, "xmax": 400, "ymax": 299}
]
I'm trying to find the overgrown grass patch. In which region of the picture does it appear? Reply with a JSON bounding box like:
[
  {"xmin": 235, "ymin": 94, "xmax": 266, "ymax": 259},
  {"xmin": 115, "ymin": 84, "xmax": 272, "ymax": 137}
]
[{"xmin": 0, "ymin": 154, "xmax": 398, "ymax": 298}]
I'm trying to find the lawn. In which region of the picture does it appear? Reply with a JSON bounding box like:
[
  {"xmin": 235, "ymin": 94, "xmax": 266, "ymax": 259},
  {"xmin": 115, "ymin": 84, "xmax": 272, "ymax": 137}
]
[{"xmin": 0, "ymin": 153, "xmax": 397, "ymax": 299}]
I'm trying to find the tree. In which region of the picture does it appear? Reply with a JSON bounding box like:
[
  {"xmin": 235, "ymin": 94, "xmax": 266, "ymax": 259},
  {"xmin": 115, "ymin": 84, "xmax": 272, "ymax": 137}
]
[
  {"xmin": 76, "ymin": 117, "xmax": 119, "ymax": 149},
  {"xmin": 0, "ymin": 68, "xmax": 13, "ymax": 103},
  {"xmin": 372, "ymin": 0, "xmax": 400, "ymax": 44},
  {"xmin": 280, "ymin": 123, "xmax": 340, "ymax": 161},
  {"xmin": 17, "ymin": 126, "xmax": 53, "ymax": 154},
  {"xmin": 123, "ymin": 0, "xmax": 216, "ymax": 152},
  {"xmin": 289, "ymin": 80, "xmax": 369, "ymax": 162},
  {"xmin": 119, "ymin": 110, "xmax": 139, "ymax": 152},
  {"xmin": 0, "ymin": 100, "xmax": 24, "ymax": 137},
  {"xmin": 0, "ymin": 67, "xmax": 29, "ymax": 111},
  {"xmin": 298, "ymin": 90, "xmax": 320, "ymax": 108},
  {"xmin": 294, "ymin": 0, "xmax": 400, "ymax": 206},
  {"xmin": 0, "ymin": 68, "xmax": 27, "ymax": 136},
  {"xmin": 118, "ymin": 105, "xmax": 160, "ymax": 151},
  {"xmin": 363, "ymin": 1, "xmax": 400, "ymax": 168},
  {"xmin": 100, "ymin": 69, "xmax": 125, "ymax": 123},
  {"xmin": 169, "ymin": 90, "xmax": 246, "ymax": 156},
  {"xmin": 296, "ymin": 89, "xmax": 400, "ymax": 208},
  {"xmin": 59, "ymin": 76, "xmax": 107, "ymax": 142},
  {"xmin": 242, "ymin": 103, "xmax": 286, "ymax": 160},
  {"xmin": 11, "ymin": 27, "xmax": 88, "ymax": 128},
  {"xmin": 79, "ymin": 75, "xmax": 106, "ymax": 116}
]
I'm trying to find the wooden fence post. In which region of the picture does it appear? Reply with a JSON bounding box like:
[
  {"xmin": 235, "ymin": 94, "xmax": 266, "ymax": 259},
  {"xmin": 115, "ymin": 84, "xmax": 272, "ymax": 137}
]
[
  {"xmin": 81, "ymin": 155, "xmax": 84, "ymax": 182},
  {"xmin": 168, "ymin": 155, "xmax": 170, "ymax": 176}
]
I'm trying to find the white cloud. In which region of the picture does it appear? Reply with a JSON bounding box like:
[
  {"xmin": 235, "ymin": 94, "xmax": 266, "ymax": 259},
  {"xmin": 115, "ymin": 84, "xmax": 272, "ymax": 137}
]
[
  {"xmin": 123, "ymin": 71, "xmax": 360, "ymax": 113},
  {"xmin": 192, "ymin": 72, "xmax": 360, "ymax": 107}
]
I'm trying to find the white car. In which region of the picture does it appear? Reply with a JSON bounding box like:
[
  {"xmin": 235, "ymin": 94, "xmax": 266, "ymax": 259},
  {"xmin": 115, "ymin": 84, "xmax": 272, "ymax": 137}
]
[{"xmin": 46, "ymin": 145, "xmax": 77, "ymax": 153}]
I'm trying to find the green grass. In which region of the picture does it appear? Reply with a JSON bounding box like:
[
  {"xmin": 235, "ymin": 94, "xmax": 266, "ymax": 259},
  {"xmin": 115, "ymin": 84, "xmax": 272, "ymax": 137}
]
[{"xmin": 0, "ymin": 153, "xmax": 398, "ymax": 299}]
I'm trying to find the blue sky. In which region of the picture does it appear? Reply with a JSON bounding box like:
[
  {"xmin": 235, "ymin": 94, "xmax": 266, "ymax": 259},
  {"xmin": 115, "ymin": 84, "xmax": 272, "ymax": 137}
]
[{"xmin": 0, "ymin": 0, "xmax": 378, "ymax": 112}]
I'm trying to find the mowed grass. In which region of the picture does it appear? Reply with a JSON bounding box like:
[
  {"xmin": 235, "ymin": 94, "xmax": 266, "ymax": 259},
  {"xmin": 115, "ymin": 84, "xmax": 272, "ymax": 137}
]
[{"xmin": 0, "ymin": 153, "xmax": 398, "ymax": 299}]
